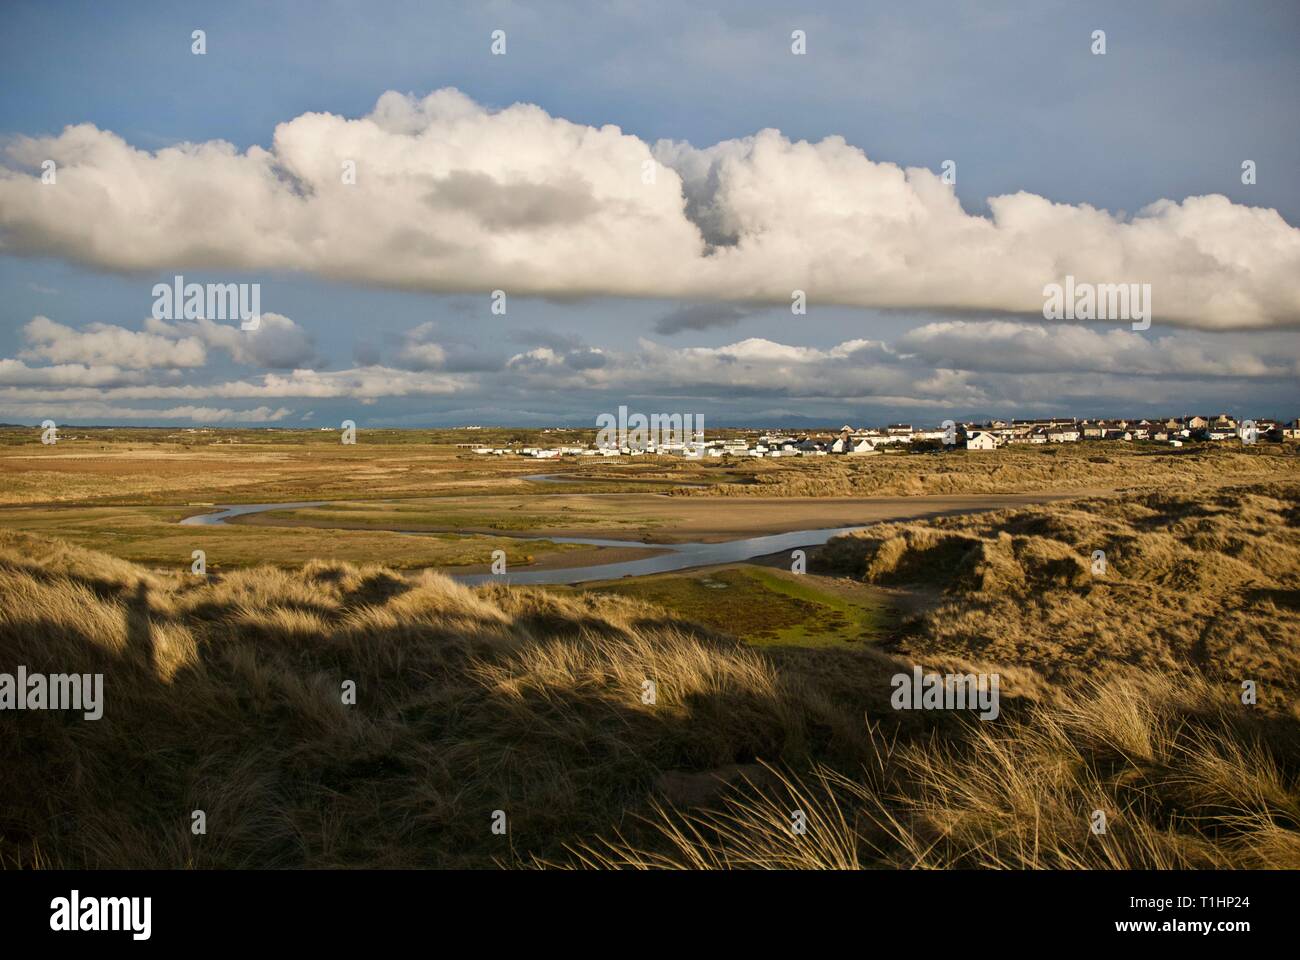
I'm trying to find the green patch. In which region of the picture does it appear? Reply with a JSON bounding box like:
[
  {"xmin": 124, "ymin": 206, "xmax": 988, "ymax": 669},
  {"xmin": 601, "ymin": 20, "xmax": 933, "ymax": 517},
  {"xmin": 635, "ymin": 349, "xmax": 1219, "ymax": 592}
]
[
  {"xmin": 247, "ymin": 500, "xmax": 665, "ymax": 533},
  {"xmin": 587, "ymin": 566, "xmax": 898, "ymax": 647},
  {"xmin": 0, "ymin": 505, "xmax": 585, "ymax": 571}
]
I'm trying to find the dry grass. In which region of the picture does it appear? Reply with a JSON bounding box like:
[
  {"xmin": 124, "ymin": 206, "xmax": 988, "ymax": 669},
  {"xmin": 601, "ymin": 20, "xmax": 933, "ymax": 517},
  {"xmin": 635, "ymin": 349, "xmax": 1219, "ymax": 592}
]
[
  {"xmin": 669, "ymin": 443, "xmax": 1296, "ymax": 499},
  {"xmin": 0, "ymin": 434, "xmax": 571, "ymax": 506},
  {"xmin": 820, "ymin": 481, "xmax": 1300, "ymax": 702},
  {"xmin": 568, "ymin": 674, "xmax": 1300, "ymax": 869},
  {"xmin": 0, "ymin": 529, "xmax": 920, "ymax": 868},
  {"xmin": 2, "ymin": 480, "xmax": 1299, "ymax": 869}
]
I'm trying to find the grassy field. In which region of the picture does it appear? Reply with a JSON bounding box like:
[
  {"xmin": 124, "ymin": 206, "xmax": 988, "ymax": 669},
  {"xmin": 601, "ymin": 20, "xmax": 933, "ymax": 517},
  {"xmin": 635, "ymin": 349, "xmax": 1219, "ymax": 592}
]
[
  {"xmin": 3, "ymin": 481, "xmax": 1299, "ymax": 869},
  {"xmin": 0, "ymin": 504, "xmax": 592, "ymax": 573},
  {"xmin": 4, "ymin": 429, "xmax": 1291, "ymax": 510},
  {"xmin": 819, "ymin": 480, "xmax": 1300, "ymax": 702},
  {"xmin": 2, "ymin": 432, "xmax": 1298, "ymax": 869},
  {"xmin": 578, "ymin": 566, "xmax": 899, "ymax": 648},
  {"xmin": 0, "ymin": 428, "xmax": 737, "ymax": 506},
  {"xmin": 665, "ymin": 441, "xmax": 1297, "ymax": 498},
  {"xmin": 232, "ymin": 498, "xmax": 668, "ymax": 534}
]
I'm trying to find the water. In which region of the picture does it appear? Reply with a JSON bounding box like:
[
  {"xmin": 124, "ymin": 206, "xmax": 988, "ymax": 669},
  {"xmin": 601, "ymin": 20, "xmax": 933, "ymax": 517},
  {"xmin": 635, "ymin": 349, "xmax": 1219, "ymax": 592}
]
[
  {"xmin": 177, "ymin": 495, "xmax": 1040, "ymax": 586},
  {"xmin": 179, "ymin": 502, "xmax": 328, "ymax": 526},
  {"xmin": 521, "ymin": 473, "xmax": 583, "ymax": 484},
  {"xmin": 456, "ymin": 525, "xmax": 869, "ymax": 585},
  {"xmin": 176, "ymin": 500, "xmax": 865, "ymax": 585}
]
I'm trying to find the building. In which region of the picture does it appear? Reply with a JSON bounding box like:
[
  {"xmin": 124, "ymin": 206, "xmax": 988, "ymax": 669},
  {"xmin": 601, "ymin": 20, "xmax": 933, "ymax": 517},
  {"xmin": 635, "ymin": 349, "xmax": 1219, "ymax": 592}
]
[{"xmin": 848, "ymin": 438, "xmax": 878, "ymax": 455}]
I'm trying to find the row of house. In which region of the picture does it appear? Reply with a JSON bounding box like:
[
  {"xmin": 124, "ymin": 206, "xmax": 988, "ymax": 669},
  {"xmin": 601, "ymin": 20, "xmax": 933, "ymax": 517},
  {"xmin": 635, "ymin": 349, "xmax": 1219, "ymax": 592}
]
[
  {"xmin": 749, "ymin": 415, "xmax": 1290, "ymax": 455},
  {"xmin": 470, "ymin": 415, "xmax": 1299, "ymax": 458},
  {"xmin": 961, "ymin": 415, "xmax": 1297, "ymax": 449}
]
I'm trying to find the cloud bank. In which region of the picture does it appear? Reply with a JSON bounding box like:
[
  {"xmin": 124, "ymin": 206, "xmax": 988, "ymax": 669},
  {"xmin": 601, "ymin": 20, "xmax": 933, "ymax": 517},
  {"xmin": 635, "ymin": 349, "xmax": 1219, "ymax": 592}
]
[
  {"xmin": 2, "ymin": 312, "xmax": 1296, "ymax": 425},
  {"xmin": 2, "ymin": 89, "xmax": 1298, "ymax": 330}
]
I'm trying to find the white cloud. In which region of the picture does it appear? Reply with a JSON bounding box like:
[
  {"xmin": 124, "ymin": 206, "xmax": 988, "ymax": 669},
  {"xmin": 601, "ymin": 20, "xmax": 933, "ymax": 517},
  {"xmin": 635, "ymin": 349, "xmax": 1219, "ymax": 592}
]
[
  {"xmin": 145, "ymin": 313, "xmax": 316, "ymax": 369},
  {"xmin": 393, "ymin": 322, "xmax": 448, "ymax": 370},
  {"xmin": 498, "ymin": 335, "xmax": 973, "ymax": 402},
  {"xmin": 898, "ymin": 320, "xmax": 1292, "ymax": 378},
  {"xmin": 0, "ymin": 365, "xmax": 467, "ymax": 405},
  {"xmin": 2, "ymin": 90, "xmax": 1296, "ymax": 330},
  {"xmin": 0, "ymin": 402, "xmax": 291, "ymax": 423},
  {"xmin": 0, "ymin": 312, "xmax": 466, "ymax": 419},
  {"xmin": 0, "ymin": 319, "xmax": 1291, "ymax": 423},
  {"xmin": 15, "ymin": 313, "xmax": 317, "ymax": 375},
  {"xmin": 21, "ymin": 315, "xmax": 206, "ymax": 369},
  {"xmin": 455, "ymin": 328, "xmax": 1294, "ymax": 412},
  {"xmin": 506, "ymin": 347, "xmax": 563, "ymax": 369},
  {"xmin": 0, "ymin": 358, "xmax": 151, "ymax": 388}
]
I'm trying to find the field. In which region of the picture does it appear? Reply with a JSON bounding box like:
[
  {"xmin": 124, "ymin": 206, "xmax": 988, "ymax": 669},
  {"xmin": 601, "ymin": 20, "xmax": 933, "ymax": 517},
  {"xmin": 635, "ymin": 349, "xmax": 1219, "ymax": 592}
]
[
  {"xmin": 3, "ymin": 428, "xmax": 1292, "ymax": 508},
  {"xmin": 665, "ymin": 442, "xmax": 1295, "ymax": 498},
  {"xmin": 0, "ymin": 428, "xmax": 1088, "ymax": 577},
  {"xmin": 1, "ymin": 431, "xmax": 1298, "ymax": 869},
  {"xmin": 578, "ymin": 566, "xmax": 900, "ymax": 648},
  {"xmin": 820, "ymin": 481, "xmax": 1300, "ymax": 700},
  {"xmin": 0, "ymin": 427, "xmax": 724, "ymax": 506}
]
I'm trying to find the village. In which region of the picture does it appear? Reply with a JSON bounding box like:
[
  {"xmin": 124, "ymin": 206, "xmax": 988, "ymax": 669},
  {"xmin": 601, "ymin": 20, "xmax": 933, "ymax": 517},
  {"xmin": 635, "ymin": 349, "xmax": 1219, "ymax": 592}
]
[{"xmin": 469, "ymin": 414, "xmax": 1300, "ymax": 459}]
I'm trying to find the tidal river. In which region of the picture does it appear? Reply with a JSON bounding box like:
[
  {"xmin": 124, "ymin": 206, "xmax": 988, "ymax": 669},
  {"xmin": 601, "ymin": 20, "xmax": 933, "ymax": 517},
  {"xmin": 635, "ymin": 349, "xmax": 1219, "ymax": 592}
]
[
  {"xmin": 179, "ymin": 500, "xmax": 868, "ymax": 584},
  {"xmin": 177, "ymin": 494, "xmax": 1055, "ymax": 586}
]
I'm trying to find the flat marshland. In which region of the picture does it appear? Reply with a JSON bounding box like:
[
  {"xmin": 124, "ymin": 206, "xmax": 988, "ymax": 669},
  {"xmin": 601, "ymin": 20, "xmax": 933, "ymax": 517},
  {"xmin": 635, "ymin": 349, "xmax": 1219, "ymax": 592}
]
[{"xmin": 1, "ymin": 431, "xmax": 1297, "ymax": 868}]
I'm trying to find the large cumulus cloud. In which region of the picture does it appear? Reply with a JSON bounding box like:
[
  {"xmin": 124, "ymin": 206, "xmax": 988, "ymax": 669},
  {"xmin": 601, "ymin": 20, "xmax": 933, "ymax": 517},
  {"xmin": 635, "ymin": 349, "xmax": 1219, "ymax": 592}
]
[{"xmin": 1, "ymin": 88, "xmax": 1298, "ymax": 329}]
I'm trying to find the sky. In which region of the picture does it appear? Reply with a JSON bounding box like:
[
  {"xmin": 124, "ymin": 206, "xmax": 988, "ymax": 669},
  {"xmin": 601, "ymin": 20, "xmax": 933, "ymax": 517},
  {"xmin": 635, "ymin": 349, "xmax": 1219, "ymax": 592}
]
[{"xmin": 1, "ymin": 0, "xmax": 1297, "ymax": 428}]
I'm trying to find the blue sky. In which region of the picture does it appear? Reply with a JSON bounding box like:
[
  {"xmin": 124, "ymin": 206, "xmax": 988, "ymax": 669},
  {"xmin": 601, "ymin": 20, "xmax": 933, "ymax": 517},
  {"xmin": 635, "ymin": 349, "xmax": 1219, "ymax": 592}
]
[{"xmin": 1, "ymin": 0, "xmax": 1297, "ymax": 426}]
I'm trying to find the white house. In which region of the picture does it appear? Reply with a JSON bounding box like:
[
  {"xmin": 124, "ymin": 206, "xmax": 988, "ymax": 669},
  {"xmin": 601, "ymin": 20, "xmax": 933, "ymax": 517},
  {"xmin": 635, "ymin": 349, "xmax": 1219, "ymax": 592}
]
[
  {"xmin": 965, "ymin": 431, "xmax": 997, "ymax": 450},
  {"xmin": 886, "ymin": 424, "xmax": 914, "ymax": 441}
]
